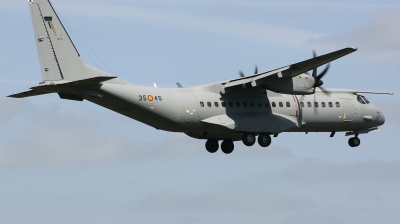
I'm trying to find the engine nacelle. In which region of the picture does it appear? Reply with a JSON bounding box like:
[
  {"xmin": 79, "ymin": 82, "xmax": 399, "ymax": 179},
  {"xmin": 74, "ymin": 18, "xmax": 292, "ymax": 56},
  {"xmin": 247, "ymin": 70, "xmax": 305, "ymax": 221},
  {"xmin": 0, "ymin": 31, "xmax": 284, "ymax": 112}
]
[{"xmin": 264, "ymin": 73, "xmax": 315, "ymax": 95}]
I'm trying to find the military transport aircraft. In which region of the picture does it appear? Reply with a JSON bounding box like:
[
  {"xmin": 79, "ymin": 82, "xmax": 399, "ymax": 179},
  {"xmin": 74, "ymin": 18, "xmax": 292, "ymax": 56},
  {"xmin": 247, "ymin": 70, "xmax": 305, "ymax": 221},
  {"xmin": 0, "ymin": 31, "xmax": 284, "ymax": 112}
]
[{"xmin": 9, "ymin": 0, "xmax": 393, "ymax": 154}]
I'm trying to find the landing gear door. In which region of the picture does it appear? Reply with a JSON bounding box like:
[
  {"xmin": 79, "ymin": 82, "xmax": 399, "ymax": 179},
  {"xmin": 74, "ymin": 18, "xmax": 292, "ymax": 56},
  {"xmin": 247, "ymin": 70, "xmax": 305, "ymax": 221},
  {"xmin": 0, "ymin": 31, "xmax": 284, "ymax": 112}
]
[
  {"xmin": 177, "ymin": 91, "xmax": 199, "ymax": 122},
  {"xmin": 341, "ymin": 99, "xmax": 354, "ymax": 122}
]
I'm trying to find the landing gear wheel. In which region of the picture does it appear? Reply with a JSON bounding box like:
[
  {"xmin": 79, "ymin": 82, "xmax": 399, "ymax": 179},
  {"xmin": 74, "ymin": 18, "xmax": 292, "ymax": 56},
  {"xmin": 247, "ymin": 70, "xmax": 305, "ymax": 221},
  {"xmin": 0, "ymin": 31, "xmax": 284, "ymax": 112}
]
[
  {"xmin": 221, "ymin": 140, "xmax": 234, "ymax": 154},
  {"xmin": 205, "ymin": 139, "xmax": 219, "ymax": 153},
  {"xmin": 348, "ymin": 137, "xmax": 361, "ymax": 147},
  {"xmin": 242, "ymin": 133, "xmax": 256, "ymax": 146},
  {"xmin": 258, "ymin": 133, "xmax": 272, "ymax": 147}
]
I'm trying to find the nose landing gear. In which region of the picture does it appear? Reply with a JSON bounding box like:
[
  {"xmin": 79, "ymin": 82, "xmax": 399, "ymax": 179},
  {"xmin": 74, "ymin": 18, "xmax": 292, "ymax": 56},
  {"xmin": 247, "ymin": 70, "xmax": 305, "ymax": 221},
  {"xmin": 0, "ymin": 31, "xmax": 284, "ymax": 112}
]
[{"xmin": 348, "ymin": 137, "xmax": 361, "ymax": 147}]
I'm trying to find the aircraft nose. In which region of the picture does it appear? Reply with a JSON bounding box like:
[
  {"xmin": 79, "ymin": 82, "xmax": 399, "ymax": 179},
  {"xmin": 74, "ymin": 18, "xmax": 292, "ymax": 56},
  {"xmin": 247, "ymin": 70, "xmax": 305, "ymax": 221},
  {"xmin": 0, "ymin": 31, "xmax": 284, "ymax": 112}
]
[{"xmin": 377, "ymin": 111, "xmax": 385, "ymax": 126}]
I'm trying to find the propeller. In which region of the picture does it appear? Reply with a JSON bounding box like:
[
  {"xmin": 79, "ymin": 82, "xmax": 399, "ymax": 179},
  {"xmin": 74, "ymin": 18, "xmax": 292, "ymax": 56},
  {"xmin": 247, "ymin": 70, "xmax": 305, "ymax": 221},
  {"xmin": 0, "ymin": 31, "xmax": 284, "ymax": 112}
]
[
  {"xmin": 239, "ymin": 65, "xmax": 258, "ymax": 78},
  {"xmin": 312, "ymin": 50, "xmax": 330, "ymax": 94}
]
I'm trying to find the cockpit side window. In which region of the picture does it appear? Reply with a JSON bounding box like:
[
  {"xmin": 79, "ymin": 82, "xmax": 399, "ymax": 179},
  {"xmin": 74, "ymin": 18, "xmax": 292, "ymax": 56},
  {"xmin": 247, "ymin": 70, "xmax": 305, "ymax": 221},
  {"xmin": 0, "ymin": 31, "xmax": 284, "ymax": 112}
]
[
  {"xmin": 361, "ymin": 96, "xmax": 370, "ymax": 104},
  {"xmin": 357, "ymin": 95, "xmax": 371, "ymax": 104},
  {"xmin": 357, "ymin": 95, "xmax": 366, "ymax": 104}
]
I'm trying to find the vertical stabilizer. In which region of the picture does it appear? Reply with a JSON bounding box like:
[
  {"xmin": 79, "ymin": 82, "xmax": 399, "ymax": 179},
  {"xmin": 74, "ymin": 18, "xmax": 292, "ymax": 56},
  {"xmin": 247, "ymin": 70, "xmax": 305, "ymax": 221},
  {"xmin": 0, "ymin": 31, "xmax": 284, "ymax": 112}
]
[{"xmin": 29, "ymin": 0, "xmax": 110, "ymax": 81}]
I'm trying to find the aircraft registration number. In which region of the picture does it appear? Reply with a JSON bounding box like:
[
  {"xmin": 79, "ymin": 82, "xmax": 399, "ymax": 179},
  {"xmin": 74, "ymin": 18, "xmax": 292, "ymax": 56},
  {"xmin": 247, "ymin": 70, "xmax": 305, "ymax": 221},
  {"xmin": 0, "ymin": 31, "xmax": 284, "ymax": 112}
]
[{"xmin": 138, "ymin": 95, "xmax": 162, "ymax": 102}]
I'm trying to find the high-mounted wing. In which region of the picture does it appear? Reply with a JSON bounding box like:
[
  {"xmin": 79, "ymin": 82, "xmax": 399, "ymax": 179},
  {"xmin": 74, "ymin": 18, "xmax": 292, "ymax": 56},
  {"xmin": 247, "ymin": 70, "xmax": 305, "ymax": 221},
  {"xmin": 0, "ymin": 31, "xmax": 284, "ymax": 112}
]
[{"xmin": 222, "ymin": 47, "xmax": 357, "ymax": 94}]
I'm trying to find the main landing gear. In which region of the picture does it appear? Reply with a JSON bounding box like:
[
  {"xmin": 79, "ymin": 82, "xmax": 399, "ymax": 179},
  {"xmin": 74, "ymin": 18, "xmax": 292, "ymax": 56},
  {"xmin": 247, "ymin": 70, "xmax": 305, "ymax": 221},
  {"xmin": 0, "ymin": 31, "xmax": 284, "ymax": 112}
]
[
  {"xmin": 205, "ymin": 133, "xmax": 272, "ymax": 154},
  {"xmin": 205, "ymin": 139, "xmax": 234, "ymax": 154},
  {"xmin": 242, "ymin": 133, "xmax": 271, "ymax": 148},
  {"xmin": 205, "ymin": 139, "xmax": 219, "ymax": 153}
]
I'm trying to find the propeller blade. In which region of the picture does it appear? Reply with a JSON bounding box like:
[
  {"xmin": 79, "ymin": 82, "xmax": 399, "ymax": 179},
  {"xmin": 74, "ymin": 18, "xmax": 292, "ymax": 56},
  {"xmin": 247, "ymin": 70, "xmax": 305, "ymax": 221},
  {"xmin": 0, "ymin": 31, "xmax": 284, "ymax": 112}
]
[
  {"xmin": 316, "ymin": 63, "xmax": 330, "ymax": 80},
  {"xmin": 239, "ymin": 70, "xmax": 245, "ymax": 77},
  {"xmin": 254, "ymin": 65, "xmax": 258, "ymax": 74},
  {"xmin": 312, "ymin": 50, "xmax": 317, "ymax": 77},
  {"xmin": 318, "ymin": 86, "xmax": 332, "ymax": 95}
]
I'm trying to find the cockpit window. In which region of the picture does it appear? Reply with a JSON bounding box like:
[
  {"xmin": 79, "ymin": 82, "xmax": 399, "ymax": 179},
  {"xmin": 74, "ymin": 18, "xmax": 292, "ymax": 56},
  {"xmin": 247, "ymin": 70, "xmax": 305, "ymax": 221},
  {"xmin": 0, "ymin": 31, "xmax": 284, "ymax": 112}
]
[
  {"xmin": 357, "ymin": 95, "xmax": 365, "ymax": 104},
  {"xmin": 361, "ymin": 95, "xmax": 370, "ymax": 104},
  {"xmin": 357, "ymin": 95, "xmax": 370, "ymax": 104}
]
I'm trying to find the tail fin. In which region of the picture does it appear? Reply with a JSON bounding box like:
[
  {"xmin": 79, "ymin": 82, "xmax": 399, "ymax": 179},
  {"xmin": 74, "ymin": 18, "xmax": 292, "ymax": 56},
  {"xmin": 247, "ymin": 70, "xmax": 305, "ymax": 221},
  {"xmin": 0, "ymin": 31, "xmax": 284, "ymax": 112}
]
[{"xmin": 29, "ymin": 0, "xmax": 110, "ymax": 81}]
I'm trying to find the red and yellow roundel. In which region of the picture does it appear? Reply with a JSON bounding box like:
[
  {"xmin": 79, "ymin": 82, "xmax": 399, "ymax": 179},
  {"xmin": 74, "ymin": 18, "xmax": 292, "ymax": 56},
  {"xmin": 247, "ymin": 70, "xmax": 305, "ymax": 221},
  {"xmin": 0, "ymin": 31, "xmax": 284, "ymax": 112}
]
[{"xmin": 148, "ymin": 95, "xmax": 154, "ymax": 101}]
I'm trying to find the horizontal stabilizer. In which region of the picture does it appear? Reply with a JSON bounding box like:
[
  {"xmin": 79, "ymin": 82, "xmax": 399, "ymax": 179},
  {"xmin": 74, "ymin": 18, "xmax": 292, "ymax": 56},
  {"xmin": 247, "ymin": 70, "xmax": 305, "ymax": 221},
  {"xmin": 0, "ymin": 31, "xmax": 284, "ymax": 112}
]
[
  {"xmin": 8, "ymin": 76, "xmax": 117, "ymax": 98},
  {"xmin": 32, "ymin": 76, "xmax": 117, "ymax": 91},
  {"xmin": 8, "ymin": 90, "xmax": 51, "ymax": 98}
]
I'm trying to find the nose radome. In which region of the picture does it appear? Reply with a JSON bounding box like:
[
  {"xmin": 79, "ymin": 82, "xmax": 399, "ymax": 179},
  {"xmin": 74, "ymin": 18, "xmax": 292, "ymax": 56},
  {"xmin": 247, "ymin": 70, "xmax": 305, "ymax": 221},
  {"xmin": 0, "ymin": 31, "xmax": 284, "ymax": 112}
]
[{"xmin": 378, "ymin": 111, "xmax": 385, "ymax": 125}]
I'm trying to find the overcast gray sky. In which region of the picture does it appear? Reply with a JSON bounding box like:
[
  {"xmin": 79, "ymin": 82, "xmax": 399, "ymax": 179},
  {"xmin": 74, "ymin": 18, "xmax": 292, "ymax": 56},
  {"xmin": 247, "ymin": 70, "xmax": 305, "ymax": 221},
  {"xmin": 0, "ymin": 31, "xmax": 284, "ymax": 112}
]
[{"xmin": 1, "ymin": 0, "xmax": 400, "ymax": 223}]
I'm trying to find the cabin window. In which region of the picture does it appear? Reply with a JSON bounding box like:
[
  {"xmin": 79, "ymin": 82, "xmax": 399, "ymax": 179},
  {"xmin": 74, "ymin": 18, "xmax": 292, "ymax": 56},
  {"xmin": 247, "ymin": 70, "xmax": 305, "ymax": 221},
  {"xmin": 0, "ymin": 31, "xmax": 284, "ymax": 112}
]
[
  {"xmin": 329, "ymin": 102, "xmax": 333, "ymax": 108},
  {"xmin": 307, "ymin": 102, "xmax": 312, "ymax": 107},
  {"xmin": 314, "ymin": 102, "xmax": 319, "ymax": 107},
  {"xmin": 214, "ymin": 102, "xmax": 219, "ymax": 107},
  {"xmin": 336, "ymin": 102, "xmax": 340, "ymax": 107},
  {"xmin": 243, "ymin": 102, "xmax": 248, "ymax": 107},
  {"xmin": 286, "ymin": 102, "xmax": 290, "ymax": 107},
  {"xmin": 321, "ymin": 102, "xmax": 326, "ymax": 108},
  {"xmin": 265, "ymin": 102, "xmax": 269, "ymax": 107},
  {"xmin": 229, "ymin": 102, "xmax": 233, "ymax": 107},
  {"xmin": 250, "ymin": 102, "xmax": 255, "ymax": 107},
  {"xmin": 300, "ymin": 102, "xmax": 304, "ymax": 108},
  {"xmin": 257, "ymin": 102, "xmax": 262, "ymax": 107},
  {"xmin": 279, "ymin": 102, "xmax": 283, "ymax": 107},
  {"xmin": 221, "ymin": 102, "xmax": 226, "ymax": 107},
  {"xmin": 272, "ymin": 102, "xmax": 276, "ymax": 107},
  {"xmin": 207, "ymin": 102, "xmax": 211, "ymax": 107},
  {"xmin": 236, "ymin": 102, "xmax": 241, "ymax": 107},
  {"xmin": 200, "ymin": 101, "xmax": 204, "ymax": 107}
]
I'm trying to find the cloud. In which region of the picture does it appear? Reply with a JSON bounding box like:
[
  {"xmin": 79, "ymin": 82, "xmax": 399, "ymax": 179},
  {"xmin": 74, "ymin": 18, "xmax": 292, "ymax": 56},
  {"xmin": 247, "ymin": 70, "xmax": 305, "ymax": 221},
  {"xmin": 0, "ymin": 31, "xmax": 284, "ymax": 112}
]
[
  {"xmin": 275, "ymin": 158, "xmax": 400, "ymax": 184},
  {"xmin": 56, "ymin": 1, "xmax": 320, "ymax": 47},
  {"xmin": 305, "ymin": 8, "xmax": 400, "ymax": 65},
  {"xmin": 129, "ymin": 188, "xmax": 314, "ymax": 213}
]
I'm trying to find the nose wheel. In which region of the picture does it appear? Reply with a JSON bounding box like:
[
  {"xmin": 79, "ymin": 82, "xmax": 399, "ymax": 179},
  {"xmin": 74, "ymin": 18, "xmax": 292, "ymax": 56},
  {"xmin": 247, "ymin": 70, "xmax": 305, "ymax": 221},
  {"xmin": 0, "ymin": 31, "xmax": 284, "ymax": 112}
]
[{"xmin": 348, "ymin": 137, "xmax": 361, "ymax": 147}]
